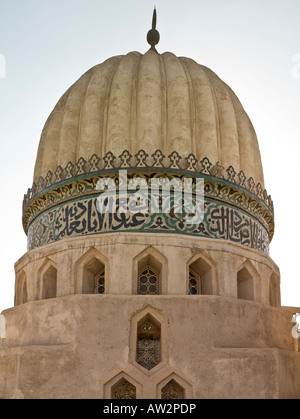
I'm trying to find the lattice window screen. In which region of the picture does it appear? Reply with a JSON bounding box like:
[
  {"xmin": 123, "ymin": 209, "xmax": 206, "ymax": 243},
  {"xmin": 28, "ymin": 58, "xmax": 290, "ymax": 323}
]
[
  {"xmin": 161, "ymin": 379, "xmax": 184, "ymax": 399},
  {"xmin": 112, "ymin": 380, "xmax": 136, "ymax": 399},
  {"xmin": 137, "ymin": 338, "xmax": 160, "ymax": 370},
  {"xmin": 138, "ymin": 265, "xmax": 159, "ymax": 295},
  {"xmin": 188, "ymin": 268, "xmax": 200, "ymax": 295},
  {"xmin": 94, "ymin": 269, "xmax": 105, "ymax": 294}
]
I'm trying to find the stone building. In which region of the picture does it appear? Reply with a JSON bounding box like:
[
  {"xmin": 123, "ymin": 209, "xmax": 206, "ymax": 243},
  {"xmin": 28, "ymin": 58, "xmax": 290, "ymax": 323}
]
[{"xmin": 0, "ymin": 11, "xmax": 299, "ymax": 399}]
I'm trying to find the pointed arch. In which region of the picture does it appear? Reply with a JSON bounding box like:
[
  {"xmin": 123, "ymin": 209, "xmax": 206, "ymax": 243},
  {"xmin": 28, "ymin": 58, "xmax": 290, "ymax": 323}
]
[
  {"xmin": 156, "ymin": 372, "xmax": 192, "ymax": 399},
  {"xmin": 161, "ymin": 379, "xmax": 184, "ymax": 399},
  {"xmin": 136, "ymin": 313, "xmax": 161, "ymax": 370},
  {"xmin": 237, "ymin": 260, "xmax": 260, "ymax": 301},
  {"xmin": 112, "ymin": 378, "xmax": 136, "ymax": 399},
  {"xmin": 16, "ymin": 270, "xmax": 27, "ymax": 305},
  {"xmin": 132, "ymin": 246, "xmax": 167, "ymax": 295},
  {"xmin": 38, "ymin": 258, "xmax": 57, "ymax": 300},
  {"xmin": 103, "ymin": 371, "xmax": 142, "ymax": 399},
  {"xmin": 129, "ymin": 306, "xmax": 168, "ymax": 374},
  {"xmin": 186, "ymin": 252, "xmax": 216, "ymax": 295},
  {"xmin": 75, "ymin": 247, "xmax": 108, "ymax": 294},
  {"xmin": 269, "ymin": 272, "xmax": 280, "ymax": 307}
]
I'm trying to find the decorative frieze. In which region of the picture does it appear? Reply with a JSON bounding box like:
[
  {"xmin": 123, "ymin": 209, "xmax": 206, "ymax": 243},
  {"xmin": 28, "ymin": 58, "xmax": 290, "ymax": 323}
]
[
  {"xmin": 23, "ymin": 150, "xmax": 274, "ymax": 214},
  {"xmin": 23, "ymin": 150, "xmax": 274, "ymax": 253},
  {"xmin": 27, "ymin": 192, "xmax": 270, "ymax": 253}
]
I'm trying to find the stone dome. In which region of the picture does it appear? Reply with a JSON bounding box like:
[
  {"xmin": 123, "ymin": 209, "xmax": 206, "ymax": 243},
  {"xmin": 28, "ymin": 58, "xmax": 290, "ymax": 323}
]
[
  {"xmin": 24, "ymin": 49, "xmax": 273, "ymax": 253},
  {"xmin": 33, "ymin": 50, "xmax": 264, "ymax": 187}
]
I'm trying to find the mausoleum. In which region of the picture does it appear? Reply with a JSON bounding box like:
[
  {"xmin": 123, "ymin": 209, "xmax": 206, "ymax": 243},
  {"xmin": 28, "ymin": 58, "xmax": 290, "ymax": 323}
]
[{"xmin": 0, "ymin": 10, "xmax": 299, "ymax": 399}]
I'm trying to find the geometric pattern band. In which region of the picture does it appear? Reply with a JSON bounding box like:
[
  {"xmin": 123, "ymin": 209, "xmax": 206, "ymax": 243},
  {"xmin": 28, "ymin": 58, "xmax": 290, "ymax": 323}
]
[{"xmin": 23, "ymin": 149, "xmax": 274, "ymax": 219}]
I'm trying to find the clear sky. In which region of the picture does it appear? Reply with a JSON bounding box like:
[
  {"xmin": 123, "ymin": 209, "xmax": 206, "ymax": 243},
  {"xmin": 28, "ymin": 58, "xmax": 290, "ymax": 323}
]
[{"xmin": 0, "ymin": 0, "xmax": 299, "ymax": 311}]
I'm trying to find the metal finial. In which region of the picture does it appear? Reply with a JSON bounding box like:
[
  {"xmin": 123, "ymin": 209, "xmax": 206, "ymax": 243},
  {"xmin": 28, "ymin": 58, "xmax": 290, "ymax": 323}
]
[
  {"xmin": 152, "ymin": 7, "xmax": 157, "ymax": 29},
  {"xmin": 147, "ymin": 7, "xmax": 160, "ymax": 53}
]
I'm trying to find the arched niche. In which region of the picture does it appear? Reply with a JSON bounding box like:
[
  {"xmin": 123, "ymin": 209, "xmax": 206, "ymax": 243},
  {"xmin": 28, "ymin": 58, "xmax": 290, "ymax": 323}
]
[
  {"xmin": 133, "ymin": 246, "xmax": 167, "ymax": 295},
  {"xmin": 161, "ymin": 379, "xmax": 184, "ymax": 399},
  {"xmin": 16, "ymin": 270, "xmax": 27, "ymax": 305},
  {"xmin": 42, "ymin": 265, "xmax": 57, "ymax": 300},
  {"xmin": 156, "ymin": 372, "xmax": 192, "ymax": 399},
  {"xmin": 103, "ymin": 371, "xmax": 142, "ymax": 399},
  {"xmin": 38, "ymin": 259, "xmax": 57, "ymax": 300},
  {"xmin": 136, "ymin": 313, "xmax": 161, "ymax": 370},
  {"xmin": 129, "ymin": 306, "xmax": 168, "ymax": 374},
  {"xmin": 269, "ymin": 273, "xmax": 280, "ymax": 307},
  {"xmin": 75, "ymin": 248, "xmax": 108, "ymax": 294},
  {"xmin": 237, "ymin": 260, "xmax": 260, "ymax": 301},
  {"xmin": 187, "ymin": 252, "xmax": 215, "ymax": 295},
  {"xmin": 111, "ymin": 377, "xmax": 137, "ymax": 400}
]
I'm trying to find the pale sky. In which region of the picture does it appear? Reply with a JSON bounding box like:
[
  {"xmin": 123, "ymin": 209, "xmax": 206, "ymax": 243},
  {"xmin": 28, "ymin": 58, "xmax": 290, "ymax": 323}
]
[{"xmin": 0, "ymin": 0, "xmax": 299, "ymax": 311}]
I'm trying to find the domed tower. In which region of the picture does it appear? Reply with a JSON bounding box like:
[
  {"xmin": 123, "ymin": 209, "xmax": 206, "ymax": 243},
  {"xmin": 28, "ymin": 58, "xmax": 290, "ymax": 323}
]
[{"xmin": 1, "ymin": 10, "xmax": 299, "ymax": 399}]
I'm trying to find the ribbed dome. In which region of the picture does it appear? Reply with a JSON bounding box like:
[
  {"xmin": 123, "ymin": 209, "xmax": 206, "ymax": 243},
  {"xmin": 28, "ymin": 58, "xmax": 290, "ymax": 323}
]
[{"xmin": 33, "ymin": 50, "xmax": 264, "ymax": 187}]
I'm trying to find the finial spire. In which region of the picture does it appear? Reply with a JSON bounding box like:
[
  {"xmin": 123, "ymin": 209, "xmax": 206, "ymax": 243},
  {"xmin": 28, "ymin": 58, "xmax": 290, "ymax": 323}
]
[{"xmin": 147, "ymin": 7, "xmax": 160, "ymax": 53}]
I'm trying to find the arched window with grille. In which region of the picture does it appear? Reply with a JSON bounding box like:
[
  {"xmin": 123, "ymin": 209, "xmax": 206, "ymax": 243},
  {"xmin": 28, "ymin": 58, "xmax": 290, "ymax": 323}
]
[
  {"xmin": 82, "ymin": 257, "xmax": 105, "ymax": 294},
  {"xmin": 137, "ymin": 255, "xmax": 162, "ymax": 295},
  {"xmin": 188, "ymin": 267, "xmax": 201, "ymax": 295},
  {"xmin": 133, "ymin": 246, "xmax": 167, "ymax": 295},
  {"xmin": 161, "ymin": 379, "xmax": 184, "ymax": 399},
  {"xmin": 188, "ymin": 256, "xmax": 213, "ymax": 295},
  {"xmin": 138, "ymin": 265, "xmax": 160, "ymax": 295},
  {"xmin": 129, "ymin": 307, "xmax": 167, "ymax": 375},
  {"xmin": 136, "ymin": 314, "xmax": 161, "ymax": 370},
  {"xmin": 111, "ymin": 378, "xmax": 136, "ymax": 399},
  {"xmin": 75, "ymin": 248, "xmax": 108, "ymax": 295},
  {"xmin": 94, "ymin": 268, "xmax": 105, "ymax": 294}
]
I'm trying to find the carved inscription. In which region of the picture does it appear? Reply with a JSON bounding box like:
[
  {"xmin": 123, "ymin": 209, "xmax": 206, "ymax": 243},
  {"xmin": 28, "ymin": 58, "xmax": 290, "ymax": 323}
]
[{"xmin": 28, "ymin": 195, "xmax": 269, "ymax": 253}]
